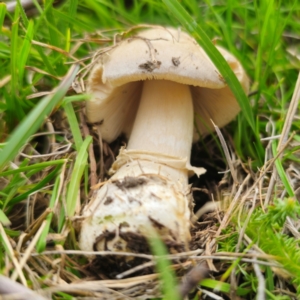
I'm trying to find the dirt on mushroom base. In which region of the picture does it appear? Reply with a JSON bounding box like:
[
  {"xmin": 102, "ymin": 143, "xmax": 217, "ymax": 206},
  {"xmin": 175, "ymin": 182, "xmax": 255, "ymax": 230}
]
[{"xmin": 82, "ymin": 135, "xmax": 228, "ymax": 280}]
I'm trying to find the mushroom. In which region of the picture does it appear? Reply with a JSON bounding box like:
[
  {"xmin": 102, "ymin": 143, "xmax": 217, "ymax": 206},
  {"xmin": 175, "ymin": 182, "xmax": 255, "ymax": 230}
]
[{"xmin": 79, "ymin": 27, "xmax": 249, "ymax": 254}]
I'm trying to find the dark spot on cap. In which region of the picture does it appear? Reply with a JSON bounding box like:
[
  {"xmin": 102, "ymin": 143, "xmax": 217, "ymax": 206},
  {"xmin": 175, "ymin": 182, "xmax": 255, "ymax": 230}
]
[
  {"xmin": 172, "ymin": 57, "xmax": 180, "ymax": 66},
  {"xmin": 139, "ymin": 60, "xmax": 161, "ymax": 72}
]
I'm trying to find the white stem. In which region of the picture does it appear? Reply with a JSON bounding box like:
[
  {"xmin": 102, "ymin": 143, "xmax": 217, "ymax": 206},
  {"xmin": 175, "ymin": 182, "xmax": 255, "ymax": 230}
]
[
  {"xmin": 79, "ymin": 80, "xmax": 198, "ymax": 254},
  {"xmin": 128, "ymin": 80, "xmax": 194, "ymax": 159}
]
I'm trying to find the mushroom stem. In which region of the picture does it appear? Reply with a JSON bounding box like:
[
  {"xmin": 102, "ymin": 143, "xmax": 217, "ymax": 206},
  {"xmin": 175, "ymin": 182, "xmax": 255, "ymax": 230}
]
[
  {"xmin": 79, "ymin": 81, "xmax": 199, "ymax": 254},
  {"xmin": 128, "ymin": 80, "xmax": 194, "ymax": 160}
]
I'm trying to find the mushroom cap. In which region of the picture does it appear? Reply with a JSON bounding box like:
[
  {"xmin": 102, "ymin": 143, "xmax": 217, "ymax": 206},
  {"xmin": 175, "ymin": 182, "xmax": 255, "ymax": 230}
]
[{"xmin": 87, "ymin": 26, "xmax": 249, "ymax": 142}]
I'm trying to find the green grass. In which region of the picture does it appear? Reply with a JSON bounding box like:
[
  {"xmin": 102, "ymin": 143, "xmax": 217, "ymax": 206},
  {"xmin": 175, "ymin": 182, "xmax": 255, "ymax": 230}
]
[
  {"xmin": 0, "ymin": 0, "xmax": 300, "ymax": 299},
  {"xmin": 148, "ymin": 231, "xmax": 181, "ymax": 300}
]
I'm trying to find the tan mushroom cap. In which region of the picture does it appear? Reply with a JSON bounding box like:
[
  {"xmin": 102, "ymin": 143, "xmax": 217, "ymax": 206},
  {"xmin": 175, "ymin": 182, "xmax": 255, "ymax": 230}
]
[{"xmin": 87, "ymin": 26, "xmax": 249, "ymax": 142}]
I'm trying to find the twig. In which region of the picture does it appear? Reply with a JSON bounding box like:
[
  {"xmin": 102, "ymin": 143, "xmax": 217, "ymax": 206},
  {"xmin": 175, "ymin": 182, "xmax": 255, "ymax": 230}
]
[
  {"xmin": 0, "ymin": 75, "xmax": 11, "ymax": 88},
  {"xmin": 230, "ymin": 188, "xmax": 257, "ymax": 298},
  {"xmin": 264, "ymin": 172, "xmax": 276, "ymax": 208},
  {"xmin": 0, "ymin": 224, "xmax": 27, "ymax": 286},
  {"xmin": 178, "ymin": 261, "xmax": 209, "ymax": 298},
  {"xmin": 29, "ymin": 251, "xmax": 280, "ymax": 268},
  {"xmin": 116, "ymin": 261, "xmax": 154, "ymax": 279},
  {"xmin": 214, "ymin": 174, "xmax": 251, "ymax": 238},
  {"xmin": 253, "ymin": 256, "xmax": 266, "ymax": 300},
  {"xmin": 200, "ymin": 288, "xmax": 224, "ymax": 300},
  {"xmin": 237, "ymin": 187, "xmax": 258, "ymax": 248},
  {"xmin": 236, "ymin": 132, "xmax": 296, "ymax": 213},
  {"xmin": 192, "ymin": 201, "xmax": 222, "ymax": 223},
  {"xmin": 45, "ymin": 119, "xmax": 56, "ymax": 154},
  {"xmin": 22, "ymin": 208, "xmax": 51, "ymax": 245},
  {"xmin": 117, "ymin": 259, "xmax": 193, "ymax": 280},
  {"xmin": 277, "ymin": 71, "xmax": 300, "ymax": 152},
  {"xmin": 31, "ymin": 40, "xmax": 85, "ymax": 65},
  {"xmin": 19, "ymin": 142, "xmax": 72, "ymax": 158},
  {"xmin": 79, "ymin": 111, "xmax": 98, "ymax": 187},
  {"xmin": 0, "ymin": 275, "xmax": 47, "ymax": 300},
  {"xmin": 44, "ymin": 274, "xmax": 159, "ymax": 291},
  {"xmin": 29, "ymin": 249, "xmax": 203, "ymax": 260},
  {"xmin": 42, "ymin": 278, "xmax": 133, "ymax": 299},
  {"xmin": 6, "ymin": 0, "xmax": 41, "ymax": 13},
  {"xmin": 263, "ymin": 118, "xmax": 277, "ymax": 208},
  {"xmin": 260, "ymin": 135, "xmax": 281, "ymax": 141},
  {"xmin": 11, "ymin": 221, "xmax": 47, "ymax": 281},
  {"xmin": 96, "ymin": 127, "xmax": 105, "ymax": 181},
  {"xmin": 211, "ymin": 120, "xmax": 239, "ymax": 184}
]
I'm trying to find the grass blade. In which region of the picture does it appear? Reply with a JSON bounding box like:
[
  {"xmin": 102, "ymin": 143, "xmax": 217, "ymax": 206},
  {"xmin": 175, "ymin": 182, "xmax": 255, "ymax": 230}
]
[
  {"xmin": 0, "ymin": 160, "xmax": 66, "ymax": 177},
  {"xmin": 36, "ymin": 175, "xmax": 60, "ymax": 253},
  {"xmin": 0, "ymin": 209, "xmax": 11, "ymax": 226},
  {"xmin": 200, "ymin": 278, "xmax": 250, "ymax": 296},
  {"xmin": 52, "ymin": 10, "xmax": 94, "ymax": 32},
  {"xmin": 148, "ymin": 232, "xmax": 181, "ymax": 300},
  {"xmin": 18, "ymin": 19, "xmax": 34, "ymax": 83},
  {"xmin": 17, "ymin": 0, "xmax": 29, "ymax": 27},
  {"xmin": 68, "ymin": 0, "xmax": 78, "ymax": 20},
  {"xmin": 0, "ymin": 3, "xmax": 6, "ymax": 31},
  {"xmin": 44, "ymin": 0, "xmax": 60, "ymax": 48},
  {"xmin": 63, "ymin": 102, "xmax": 83, "ymax": 150},
  {"xmin": 272, "ymin": 141, "xmax": 294, "ymax": 197},
  {"xmin": 9, "ymin": 5, "xmax": 23, "ymax": 126},
  {"xmin": 6, "ymin": 165, "xmax": 61, "ymax": 206},
  {"xmin": 0, "ymin": 64, "xmax": 79, "ymax": 171},
  {"xmin": 66, "ymin": 136, "xmax": 92, "ymax": 217}
]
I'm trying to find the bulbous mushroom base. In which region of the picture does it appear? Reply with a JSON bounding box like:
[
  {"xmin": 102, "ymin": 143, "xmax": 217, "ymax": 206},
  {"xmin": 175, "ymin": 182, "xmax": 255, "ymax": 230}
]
[{"xmin": 79, "ymin": 174, "xmax": 192, "ymax": 255}]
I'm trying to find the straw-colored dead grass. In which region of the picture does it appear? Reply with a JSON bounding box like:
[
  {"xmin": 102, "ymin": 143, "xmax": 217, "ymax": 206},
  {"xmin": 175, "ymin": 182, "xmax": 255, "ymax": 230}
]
[{"xmin": 1, "ymin": 35, "xmax": 299, "ymax": 299}]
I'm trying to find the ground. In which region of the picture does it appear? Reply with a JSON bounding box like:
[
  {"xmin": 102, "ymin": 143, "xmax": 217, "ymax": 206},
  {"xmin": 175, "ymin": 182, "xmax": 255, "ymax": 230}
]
[{"xmin": 0, "ymin": 1, "xmax": 300, "ymax": 299}]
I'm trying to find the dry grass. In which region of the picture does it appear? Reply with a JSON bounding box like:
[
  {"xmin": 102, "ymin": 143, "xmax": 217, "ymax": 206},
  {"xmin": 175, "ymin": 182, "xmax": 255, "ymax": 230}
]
[
  {"xmin": 1, "ymin": 1, "xmax": 300, "ymax": 299},
  {"xmin": 1, "ymin": 96, "xmax": 299, "ymax": 299}
]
